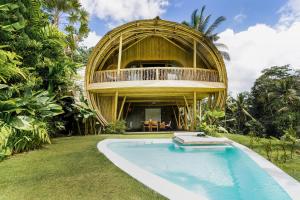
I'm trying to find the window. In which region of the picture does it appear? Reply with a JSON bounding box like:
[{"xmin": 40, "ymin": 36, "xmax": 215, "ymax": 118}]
[{"xmin": 145, "ymin": 108, "xmax": 161, "ymax": 121}]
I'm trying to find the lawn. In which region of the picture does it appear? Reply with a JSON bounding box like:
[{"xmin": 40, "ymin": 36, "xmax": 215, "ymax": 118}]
[
  {"xmin": 0, "ymin": 134, "xmax": 170, "ymax": 200},
  {"xmin": 0, "ymin": 133, "xmax": 299, "ymax": 200},
  {"xmin": 223, "ymin": 133, "xmax": 300, "ymax": 181}
]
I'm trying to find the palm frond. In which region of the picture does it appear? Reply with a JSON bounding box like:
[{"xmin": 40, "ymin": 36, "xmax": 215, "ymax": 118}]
[
  {"xmin": 205, "ymin": 16, "xmax": 226, "ymax": 37},
  {"xmin": 199, "ymin": 6, "xmax": 206, "ymax": 23},
  {"xmin": 190, "ymin": 9, "xmax": 198, "ymax": 29},
  {"xmin": 79, "ymin": 9, "xmax": 89, "ymax": 22},
  {"xmin": 200, "ymin": 14, "xmax": 211, "ymax": 32},
  {"xmin": 208, "ymin": 33, "xmax": 220, "ymax": 42},
  {"xmin": 182, "ymin": 21, "xmax": 190, "ymax": 27},
  {"xmin": 214, "ymin": 43, "xmax": 228, "ymax": 50},
  {"xmin": 68, "ymin": 12, "xmax": 79, "ymax": 24},
  {"xmin": 219, "ymin": 50, "xmax": 231, "ymax": 61}
]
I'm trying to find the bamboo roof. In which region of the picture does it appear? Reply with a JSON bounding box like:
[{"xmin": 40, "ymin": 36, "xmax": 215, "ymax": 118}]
[{"xmin": 85, "ymin": 18, "xmax": 228, "ymax": 125}]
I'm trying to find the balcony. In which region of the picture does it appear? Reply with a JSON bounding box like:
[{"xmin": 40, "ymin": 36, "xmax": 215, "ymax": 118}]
[
  {"xmin": 93, "ymin": 67, "xmax": 220, "ymax": 83},
  {"xmin": 87, "ymin": 67, "xmax": 225, "ymax": 94}
]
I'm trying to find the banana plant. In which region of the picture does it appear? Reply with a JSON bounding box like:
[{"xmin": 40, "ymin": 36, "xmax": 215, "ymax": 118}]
[
  {"xmin": 71, "ymin": 94, "xmax": 98, "ymax": 135},
  {"xmin": 0, "ymin": 85, "xmax": 64, "ymax": 156}
]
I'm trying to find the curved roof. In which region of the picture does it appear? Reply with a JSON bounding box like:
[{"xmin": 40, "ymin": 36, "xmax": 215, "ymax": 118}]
[
  {"xmin": 85, "ymin": 18, "xmax": 228, "ymax": 125},
  {"xmin": 86, "ymin": 18, "xmax": 227, "ymax": 83}
]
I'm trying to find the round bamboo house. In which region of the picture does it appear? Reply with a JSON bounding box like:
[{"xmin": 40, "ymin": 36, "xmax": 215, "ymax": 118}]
[{"xmin": 85, "ymin": 18, "xmax": 227, "ymax": 131}]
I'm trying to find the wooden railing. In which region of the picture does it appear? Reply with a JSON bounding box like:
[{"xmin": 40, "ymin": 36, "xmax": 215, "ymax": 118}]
[{"xmin": 93, "ymin": 67, "xmax": 219, "ymax": 83}]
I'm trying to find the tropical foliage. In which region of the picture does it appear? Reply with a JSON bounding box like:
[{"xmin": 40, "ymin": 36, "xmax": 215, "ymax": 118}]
[
  {"xmin": 197, "ymin": 107, "xmax": 227, "ymax": 137},
  {"xmin": 104, "ymin": 120, "xmax": 127, "ymax": 135},
  {"xmin": 44, "ymin": 0, "xmax": 90, "ymax": 56},
  {"xmin": 198, "ymin": 65, "xmax": 299, "ymax": 144},
  {"xmin": 251, "ymin": 65, "xmax": 300, "ymax": 137},
  {"xmin": 0, "ymin": 0, "xmax": 93, "ymax": 160},
  {"xmin": 71, "ymin": 93, "xmax": 99, "ymax": 135}
]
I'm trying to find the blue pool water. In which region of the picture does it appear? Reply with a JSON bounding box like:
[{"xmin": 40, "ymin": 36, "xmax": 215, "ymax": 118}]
[{"xmin": 108, "ymin": 141, "xmax": 291, "ymax": 200}]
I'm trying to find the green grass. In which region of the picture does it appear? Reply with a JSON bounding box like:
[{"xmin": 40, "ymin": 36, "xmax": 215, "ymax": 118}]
[
  {"xmin": 0, "ymin": 133, "xmax": 299, "ymax": 200},
  {"xmin": 0, "ymin": 134, "xmax": 171, "ymax": 200},
  {"xmin": 222, "ymin": 133, "xmax": 300, "ymax": 181}
]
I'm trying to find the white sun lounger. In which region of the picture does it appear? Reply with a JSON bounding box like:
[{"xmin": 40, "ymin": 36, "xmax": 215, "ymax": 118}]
[
  {"xmin": 173, "ymin": 131, "xmax": 205, "ymax": 137},
  {"xmin": 173, "ymin": 135, "xmax": 232, "ymax": 145}
]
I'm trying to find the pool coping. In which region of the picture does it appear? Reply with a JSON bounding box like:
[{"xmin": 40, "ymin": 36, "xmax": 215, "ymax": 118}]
[
  {"xmin": 97, "ymin": 139, "xmax": 205, "ymax": 200},
  {"xmin": 230, "ymin": 140, "xmax": 300, "ymax": 200},
  {"xmin": 97, "ymin": 138, "xmax": 300, "ymax": 200}
]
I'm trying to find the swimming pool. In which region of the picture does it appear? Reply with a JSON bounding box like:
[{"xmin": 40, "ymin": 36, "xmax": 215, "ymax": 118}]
[{"xmin": 98, "ymin": 139, "xmax": 300, "ymax": 200}]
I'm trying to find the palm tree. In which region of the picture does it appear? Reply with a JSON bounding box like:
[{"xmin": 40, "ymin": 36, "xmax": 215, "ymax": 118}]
[
  {"xmin": 226, "ymin": 93, "xmax": 256, "ymax": 132},
  {"xmin": 182, "ymin": 6, "xmax": 230, "ymax": 61},
  {"xmin": 44, "ymin": 0, "xmax": 90, "ymax": 55},
  {"xmin": 268, "ymin": 79, "xmax": 300, "ymax": 113}
]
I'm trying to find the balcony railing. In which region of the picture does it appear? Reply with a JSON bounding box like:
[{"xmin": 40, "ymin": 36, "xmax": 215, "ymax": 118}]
[{"xmin": 93, "ymin": 67, "xmax": 219, "ymax": 83}]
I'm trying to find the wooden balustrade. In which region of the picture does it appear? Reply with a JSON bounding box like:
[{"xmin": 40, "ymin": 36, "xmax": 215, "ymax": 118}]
[{"xmin": 93, "ymin": 67, "xmax": 219, "ymax": 83}]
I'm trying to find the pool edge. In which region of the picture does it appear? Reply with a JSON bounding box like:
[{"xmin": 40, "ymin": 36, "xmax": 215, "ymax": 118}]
[
  {"xmin": 97, "ymin": 139, "xmax": 207, "ymax": 200},
  {"xmin": 97, "ymin": 138, "xmax": 300, "ymax": 200},
  {"xmin": 231, "ymin": 140, "xmax": 300, "ymax": 200}
]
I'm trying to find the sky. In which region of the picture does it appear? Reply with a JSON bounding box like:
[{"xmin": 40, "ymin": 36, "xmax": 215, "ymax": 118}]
[{"xmin": 79, "ymin": 0, "xmax": 300, "ymax": 94}]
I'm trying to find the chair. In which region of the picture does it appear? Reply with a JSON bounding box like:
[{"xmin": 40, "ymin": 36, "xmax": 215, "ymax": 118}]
[
  {"xmin": 143, "ymin": 121, "xmax": 151, "ymax": 131},
  {"xmin": 151, "ymin": 120, "xmax": 159, "ymax": 131},
  {"xmin": 160, "ymin": 122, "xmax": 166, "ymax": 130},
  {"xmin": 165, "ymin": 121, "xmax": 172, "ymax": 129}
]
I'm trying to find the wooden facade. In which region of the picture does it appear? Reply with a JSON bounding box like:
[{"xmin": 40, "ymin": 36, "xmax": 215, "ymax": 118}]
[{"xmin": 85, "ymin": 18, "xmax": 228, "ymax": 131}]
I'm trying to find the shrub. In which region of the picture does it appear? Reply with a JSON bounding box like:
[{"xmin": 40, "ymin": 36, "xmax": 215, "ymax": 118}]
[
  {"xmin": 0, "ymin": 89, "xmax": 63, "ymax": 159},
  {"xmin": 248, "ymin": 131, "xmax": 256, "ymax": 149},
  {"xmin": 104, "ymin": 120, "xmax": 126, "ymax": 134},
  {"xmin": 197, "ymin": 108, "xmax": 226, "ymax": 137},
  {"xmin": 282, "ymin": 127, "xmax": 298, "ymax": 159},
  {"xmin": 262, "ymin": 138, "xmax": 273, "ymax": 161}
]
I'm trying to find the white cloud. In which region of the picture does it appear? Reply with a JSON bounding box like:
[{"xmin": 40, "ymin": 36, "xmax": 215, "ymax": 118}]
[
  {"xmin": 233, "ymin": 13, "xmax": 247, "ymax": 23},
  {"xmin": 80, "ymin": 31, "xmax": 102, "ymax": 48},
  {"xmin": 80, "ymin": 0, "xmax": 169, "ymax": 23},
  {"xmin": 277, "ymin": 0, "xmax": 300, "ymax": 29},
  {"xmin": 219, "ymin": 22, "xmax": 300, "ymax": 95}
]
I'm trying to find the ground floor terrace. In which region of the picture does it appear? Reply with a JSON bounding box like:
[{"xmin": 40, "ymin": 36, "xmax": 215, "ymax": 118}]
[{"xmin": 90, "ymin": 91, "xmax": 221, "ymax": 131}]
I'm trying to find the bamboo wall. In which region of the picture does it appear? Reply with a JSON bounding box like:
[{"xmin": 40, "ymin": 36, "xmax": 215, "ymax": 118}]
[
  {"xmin": 103, "ymin": 36, "xmax": 206, "ymax": 70},
  {"xmin": 94, "ymin": 95, "xmax": 114, "ymax": 123}
]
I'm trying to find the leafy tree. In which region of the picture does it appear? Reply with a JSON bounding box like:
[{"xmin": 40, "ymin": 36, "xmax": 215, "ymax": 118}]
[
  {"xmin": 251, "ymin": 65, "xmax": 300, "ymax": 137},
  {"xmin": 225, "ymin": 92, "xmax": 261, "ymax": 134},
  {"xmin": 182, "ymin": 6, "xmax": 230, "ymax": 60},
  {"xmin": 44, "ymin": 0, "xmax": 90, "ymax": 56},
  {"xmin": 0, "ymin": 0, "xmax": 91, "ymax": 159}
]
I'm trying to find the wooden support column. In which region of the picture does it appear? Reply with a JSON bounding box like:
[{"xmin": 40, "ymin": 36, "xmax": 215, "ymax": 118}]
[
  {"xmin": 172, "ymin": 107, "xmax": 179, "ymax": 128},
  {"xmin": 208, "ymin": 94, "xmax": 212, "ymax": 108},
  {"xmin": 193, "ymin": 91, "xmax": 197, "ymax": 130},
  {"xmin": 183, "ymin": 96, "xmax": 191, "ymax": 118},
  {"xmin": 117, "ymin": 96, "xmax": 127, "ymax": 120},
  {"xmin": 199, "ymin": 99, "xmax": 202, "ymax": 124},
  {"xmin": 183, "ymin": 96, "xmax": 192, "ymax": 130},
  {"xmin": 176, "ymin": 104, "xmax": 184, "ymax": 130},
  {"xmin": 178, "ymin": 107, "xmax": 182, "ymax": 129},
  {"xmin": 113, "ymin": 91, "xmax": 118, "ymax": 121},
  {"xmin": 117, "ymin": 34, "xmax": 123, "ymax": 76},
  {"xmin": 193, "ymin": 39, "xmax": 197, "ymax": 69},
  {"xmin": 193, "ymin": 39, "xmax": 197, "ymax": 81},
  {"xmin": 184, "ymin": 107, "xmax": 188, "ymax": 130}
]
